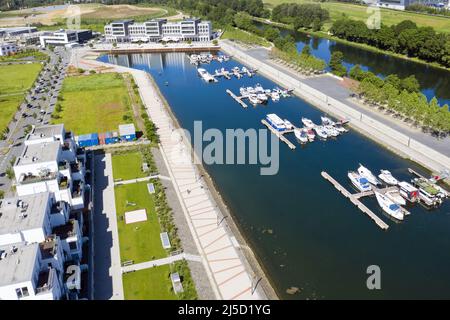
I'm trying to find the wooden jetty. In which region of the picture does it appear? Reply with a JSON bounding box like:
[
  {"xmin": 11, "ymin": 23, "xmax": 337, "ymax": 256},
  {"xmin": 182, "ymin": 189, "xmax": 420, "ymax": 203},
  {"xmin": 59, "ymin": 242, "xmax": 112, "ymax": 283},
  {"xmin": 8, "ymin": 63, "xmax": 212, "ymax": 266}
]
[
  {"xmin": 321, "ymin": 171, "xmax": 389, "ymax": 230},
  {"xmin": 226, "ymin": 89, "xmax": 248, "ymax": 108},
  {"xmin": 261, "ymin": 119, "xmax": 296, "ymax": 150}
]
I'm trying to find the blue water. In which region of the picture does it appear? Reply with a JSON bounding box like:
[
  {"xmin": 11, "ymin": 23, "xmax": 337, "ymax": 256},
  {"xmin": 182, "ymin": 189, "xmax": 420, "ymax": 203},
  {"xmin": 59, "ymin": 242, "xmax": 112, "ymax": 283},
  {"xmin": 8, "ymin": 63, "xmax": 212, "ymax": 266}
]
[{"xmin": 99, "ymin": 52, "xmax": 450, "ymax": 299}]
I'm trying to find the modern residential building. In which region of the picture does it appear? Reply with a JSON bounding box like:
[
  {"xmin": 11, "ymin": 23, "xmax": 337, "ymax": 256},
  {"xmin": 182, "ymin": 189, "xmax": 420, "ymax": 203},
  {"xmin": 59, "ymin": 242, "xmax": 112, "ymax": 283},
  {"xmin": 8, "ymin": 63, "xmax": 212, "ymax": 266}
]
[
  {"xmin": 0, "ymin": 26, "xmax": 37, "ymax": 38},
  {"xmin": 104, "ymin": 18, "xmax": 213, "ymax": 43},
  {"xmin": 376, "ymin": 0, "xmax": 445, "ymax": 9},
  {"xmin": 0, "ymin": 240, "xmax": 66, "ymax": 300},
  {"xmin": 39, "ymin": 29, "xmax": 93, "ymax": 47},
  {"xmin": 0, "ymin": 41, "xmax": 18, "ymax": 56}
]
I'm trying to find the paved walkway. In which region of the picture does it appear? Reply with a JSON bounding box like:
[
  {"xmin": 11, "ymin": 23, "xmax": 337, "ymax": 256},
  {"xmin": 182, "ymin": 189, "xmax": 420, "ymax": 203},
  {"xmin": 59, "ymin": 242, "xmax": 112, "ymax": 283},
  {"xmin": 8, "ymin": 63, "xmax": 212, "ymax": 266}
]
[
  {"xmin": 121, "ymin": 253, "xmax": 201, "ymax": 273},
  {"xmin": 93, "ymin": 154, "xmax": 124, "ymax": 300},
  {"xmin": 114, "ymin": 174, "xmax": 171, "ymax": 185}
]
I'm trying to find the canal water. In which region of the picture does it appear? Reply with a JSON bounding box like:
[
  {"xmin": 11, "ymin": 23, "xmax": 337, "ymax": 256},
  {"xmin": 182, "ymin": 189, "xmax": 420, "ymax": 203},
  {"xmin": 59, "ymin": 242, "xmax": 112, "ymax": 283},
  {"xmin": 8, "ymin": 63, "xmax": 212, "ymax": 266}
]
[
  {"xmin": 99, "ymin": 52, "xmax": 450, "ymax": 299},
  {"xmin": 256, "ymin": 22, "xmax": 450, "ymax": 107}
]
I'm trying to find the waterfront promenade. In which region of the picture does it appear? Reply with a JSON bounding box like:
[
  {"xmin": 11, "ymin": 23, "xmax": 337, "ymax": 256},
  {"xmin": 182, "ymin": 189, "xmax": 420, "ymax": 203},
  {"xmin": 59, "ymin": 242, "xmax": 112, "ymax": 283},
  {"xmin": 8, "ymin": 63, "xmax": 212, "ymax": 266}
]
[
  {"xmin": 74, "ymin": 48, "xmax": 270, "ymax": 300},
  {"xmin": 220, "ymin": 40, "xmax": 450, "ymax": 175}
]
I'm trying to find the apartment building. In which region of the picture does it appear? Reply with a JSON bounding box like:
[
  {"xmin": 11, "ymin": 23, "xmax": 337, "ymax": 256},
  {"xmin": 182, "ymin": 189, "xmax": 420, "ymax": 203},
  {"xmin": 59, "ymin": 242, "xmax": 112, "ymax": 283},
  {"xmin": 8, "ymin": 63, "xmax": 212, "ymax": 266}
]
[
  {"xmin": 104, "ymin": 18, "xmax": 213, "ymax": 43},
  {"xmin": 0, "ymin": 41, "xmax": 18, "ymax": 56},
  {"xmin": 39, "ymin": 29, "xmax": 93, "ymax": 47}
]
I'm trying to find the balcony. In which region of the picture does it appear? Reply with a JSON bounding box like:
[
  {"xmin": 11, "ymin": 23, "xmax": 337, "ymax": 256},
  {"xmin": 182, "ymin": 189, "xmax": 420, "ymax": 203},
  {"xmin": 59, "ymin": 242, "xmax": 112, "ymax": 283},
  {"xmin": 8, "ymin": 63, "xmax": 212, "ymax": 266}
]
[
  {"xmin": 58, "ymin": 160, "xmax": 70, "ymax": 170},
  {"xmin": 19, "ymin": 171, "xmax": 57, "ymax": 185},
  {"xmin": 58, "ymin": 175, "xmax": 69, "ymax": 190},
  {"xmin": 72, "ymin": 180, "xmax": 83, "ymax": 198},
  {"xmin": 70, "ymin": 161, "xmax": 81, "ymax": 173},
  {"xmin": 36, "ymin": 268, "xmax": 55, "ymax": 295},
  {"xmin": 53, "ymin": 219, "xmax": 78, "ymax": 240}
]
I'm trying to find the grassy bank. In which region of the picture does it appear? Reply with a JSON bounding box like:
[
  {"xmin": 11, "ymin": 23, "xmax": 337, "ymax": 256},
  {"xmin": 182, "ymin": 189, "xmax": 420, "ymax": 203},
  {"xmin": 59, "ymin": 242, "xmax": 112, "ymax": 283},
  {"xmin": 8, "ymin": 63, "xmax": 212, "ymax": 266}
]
[
  {"xmin": 0, "ymin": 63, "xmax": 42, "ymax": 135},
  {"xmin": 52, "ymin": 73, "xmax": 133, "ymax": 135},
  {"xmin": 264, "ymin": 0, "xmax": 450, "ymax": 34},
  {"xmin": 222, "ymin": 26, "xmax": 271, "ymax": 47}
]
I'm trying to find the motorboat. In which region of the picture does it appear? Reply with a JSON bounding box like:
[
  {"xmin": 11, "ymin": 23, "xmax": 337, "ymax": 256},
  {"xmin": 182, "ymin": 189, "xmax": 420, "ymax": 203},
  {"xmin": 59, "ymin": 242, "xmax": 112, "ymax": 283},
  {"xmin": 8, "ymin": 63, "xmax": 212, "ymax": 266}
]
[
  {"xmin": 334, "ymin": 124, "xmax": 348, "ymax": 133},
  {"xmin": 348, "ymin": 171, "xmax": 372, "ymax": 192},
  {"xmin": 314, "ymin": 126, "xmax": 328, "ymax": 139},
  {"xmin": 378, "ymin": 170, "xmax": 398, "ymax": 185},
  {"xmin": 412, "ymin": 178, "xmax": 443, "ymax": 207},
  {"xmin": 266, "ymin": 114, "xmax": 287, "ymax": 132},
  {"xmin": 197, "ymin": 68, "xmax": 217, "ymax": 82},
  {"xmin": 284, "ymin": 120, "xmax": 294, "ymax": 130},
  {"xmin": 239, "ymin": 87, "xmax": 248, "ymax": 96},
  {"xmin": 270, "ymin": 91, "xmax": 280, "ymax": 102},
  {"xmin": 385, "ymin": 189, "xmax": 406, "ymax": 206},
  {"xmin": 301, "ymin": 117, "xmax": 315, "ymax": 128},
  {"xmin": 257, "ymin": 93, "xmax": 268, "ymax": 103},
  {"xmin": 357, "ymin": 164, "xmax": 380, "ymax": 185},
  {"xmin": 321, "ymin": 116, "xmax": 335, "ymax": 126},
  {"xmin": 294, "ymin": 128, "xmax": 308, "ymax": 144},
  {"xmin": 375, "ymin": 191, "xmax": 404, "ymax": 221},
  {"xmin": 398, "ymin": 181, "xmax": 419, "ymax": 203},
  {"xmin": 324, "ymin": 125, "xmax": 339, "ymax": 137},
  {"xmin": 248, "ymin": 94, "xmax": 260, "ymax": 105},
  {"xmin": 306, "ymin": 128, "xmax": 315, "ymax": 141},
  {"xmin": 254, "ymin": 84, "xmax": 265, "ymax": 93}
]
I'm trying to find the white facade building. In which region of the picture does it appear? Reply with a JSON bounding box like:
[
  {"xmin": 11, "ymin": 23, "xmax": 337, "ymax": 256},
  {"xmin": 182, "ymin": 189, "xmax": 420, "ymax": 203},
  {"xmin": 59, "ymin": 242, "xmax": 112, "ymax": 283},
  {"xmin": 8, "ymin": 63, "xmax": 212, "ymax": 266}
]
[
  {"xmin": 104, "ymin": 18, "xmax": 213, "ymax": 43},
  {"xmin": 39, "ymin": 29, "xmax": 93, "ymax": 47},
  {"xmin": 0, "ymin": 42, "xmax": 18, "ymax": 56}
]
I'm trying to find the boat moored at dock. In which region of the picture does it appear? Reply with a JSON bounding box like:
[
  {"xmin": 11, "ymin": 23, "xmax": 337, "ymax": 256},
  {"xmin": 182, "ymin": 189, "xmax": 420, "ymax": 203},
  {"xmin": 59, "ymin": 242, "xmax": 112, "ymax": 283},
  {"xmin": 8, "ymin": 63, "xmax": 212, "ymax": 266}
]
[
  {"xmin": 266, "ymin": 114, "xmax": 287, "ymax": 132},
  {"xmin": 375, "ymin": 191, "xmax": 404, "ymax": 221},
  {"xmin": 302, "ymin": 117, "xmax": 315, "ymax": 128},
  {"xmin": 294, "ymin": 128, "xmax": 308, "ymax": 143},
  {"xmin": 358, "ymin": 164, "xmax": 381, "ymax": 185},
  {"xmin": 348, "ymin": 171, "xmax": 372, "ymax": 192},
  {"xmin": 197, "ymin": 68, "xmax": 217, "ymax": 83},
  {"xmin": 398, "ymin": 181, "xmax": 419, "ymax": 203},
  {"xmin": 378, "ymin": 170, "xmax": 399, "ymax": 185}
]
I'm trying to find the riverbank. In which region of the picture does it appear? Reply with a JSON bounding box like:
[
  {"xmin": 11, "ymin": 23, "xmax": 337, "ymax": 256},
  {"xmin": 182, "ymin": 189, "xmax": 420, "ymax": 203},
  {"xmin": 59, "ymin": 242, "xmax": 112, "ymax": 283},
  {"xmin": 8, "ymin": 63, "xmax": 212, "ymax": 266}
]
[
  {"xmin": 92, "ymin": 42, "xmax": 221, "ymax": 54},
  {"xmin": 220, "ymin": 40, "xmax": 450, "ymax": 179},
  {"xmin": 73, "ymin": 47, "xmax": 277, "ymax": 300},
  {"xmin": 253, "ymin": 17, "xmax": 450, "ymax": 73}
]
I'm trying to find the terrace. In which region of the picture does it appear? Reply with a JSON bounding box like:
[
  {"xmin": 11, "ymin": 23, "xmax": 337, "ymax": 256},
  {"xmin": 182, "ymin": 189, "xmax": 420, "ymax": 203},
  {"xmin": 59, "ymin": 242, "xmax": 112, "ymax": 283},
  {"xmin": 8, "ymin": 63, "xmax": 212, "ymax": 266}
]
[
  {"xmin": 58, "ymin": 175, "xmax": 69, "ymax": 190},
  {"xmin": 36, "ymin": 268, "xmax": 56, "ymax": 295},
  {"xmin": 71, "ymin": 180, "xmax": 84, "ymax": 198},
  {"xmin": 39, "ymin": 236, "xmax": 59, "ymax": 260},
  {"xmin": 53, "ymin": 219, "xmax": 78, "ymax": 240},
  {"xmin": 19, "ymin": 171, "xmax": 58, "ymax": 185}
]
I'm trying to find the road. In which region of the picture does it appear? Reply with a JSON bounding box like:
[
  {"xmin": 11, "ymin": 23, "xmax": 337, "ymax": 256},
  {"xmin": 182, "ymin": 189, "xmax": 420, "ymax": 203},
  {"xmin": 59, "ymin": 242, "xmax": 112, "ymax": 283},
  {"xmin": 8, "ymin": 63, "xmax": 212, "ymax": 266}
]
[{"xmin": 0, "ymin": 46, "xmax": 70, "ymax": 197}]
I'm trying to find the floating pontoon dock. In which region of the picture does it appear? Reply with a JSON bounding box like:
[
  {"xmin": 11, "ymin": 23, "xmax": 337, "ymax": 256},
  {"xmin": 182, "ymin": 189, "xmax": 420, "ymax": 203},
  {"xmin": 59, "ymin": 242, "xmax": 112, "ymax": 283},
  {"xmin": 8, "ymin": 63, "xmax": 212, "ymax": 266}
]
[
  {"xmin": 226, "ymin": 89, "xmax": 248, "ymax": 108},
  {"xmin": 321, "ymin": 171, "xmax": 390, "ymax": 230},
  {"xmin": 261, "ymin": 119, "xmax": 296, "ymax": 150}
]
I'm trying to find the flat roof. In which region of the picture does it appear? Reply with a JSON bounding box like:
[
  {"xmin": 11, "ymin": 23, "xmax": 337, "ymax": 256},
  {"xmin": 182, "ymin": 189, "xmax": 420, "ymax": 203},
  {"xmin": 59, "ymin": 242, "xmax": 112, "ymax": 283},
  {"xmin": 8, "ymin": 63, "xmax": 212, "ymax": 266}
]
[
  {"xmin": 16, "ymin": 141, "xmax": 60, "ymax": 166},
  {"xmin": 0, "ymin": 242, "xmax": 38, "ymax": 287},
  {"xmin": 111, "ymin": 19, "xmax": 134, "ymax": 24},
  {"xmin": 0, "ymin": 192, "xmax": 51, "ymax": 235},
  {"xmin": 119, "ymin": 123, "xmax": 136, "ymax": 136},
  {"xmin": 27, "ymin": 124, "xmax": 64, "ymax": 142}
]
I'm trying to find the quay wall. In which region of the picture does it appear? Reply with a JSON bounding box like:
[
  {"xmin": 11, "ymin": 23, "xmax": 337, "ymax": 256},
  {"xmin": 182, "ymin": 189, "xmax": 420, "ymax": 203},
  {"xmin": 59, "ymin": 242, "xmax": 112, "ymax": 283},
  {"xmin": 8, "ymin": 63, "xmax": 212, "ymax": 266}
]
[{"xmin": 220, "ymin": 41, "xmax": 450, "ymax": 174}]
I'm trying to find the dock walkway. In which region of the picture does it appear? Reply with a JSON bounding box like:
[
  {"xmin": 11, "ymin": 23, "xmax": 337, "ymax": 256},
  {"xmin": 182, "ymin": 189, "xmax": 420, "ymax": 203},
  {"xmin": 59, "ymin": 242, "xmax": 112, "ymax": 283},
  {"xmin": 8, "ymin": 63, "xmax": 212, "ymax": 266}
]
[
  {"xmin": 321, "ymin": 171, "xmax": 389, "ymax": 230},
  {"xmin": 226, "ymin": 89, "xmax": 248, "ymax": 108},
  {"xmin": 261, "ymin": 119, "xmax": 296, "ymax": 150}
]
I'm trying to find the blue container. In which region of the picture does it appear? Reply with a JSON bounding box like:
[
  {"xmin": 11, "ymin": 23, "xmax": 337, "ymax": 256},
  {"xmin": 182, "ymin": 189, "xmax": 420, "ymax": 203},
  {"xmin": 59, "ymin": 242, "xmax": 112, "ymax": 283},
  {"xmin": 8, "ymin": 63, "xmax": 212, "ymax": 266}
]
[
  {"xmin": 105, "ymin": 131, "xmax": 119, "ymax": 145},
  {"xmin": 78, "ymin": 133, "xmax": 99, "ymax": 147}
]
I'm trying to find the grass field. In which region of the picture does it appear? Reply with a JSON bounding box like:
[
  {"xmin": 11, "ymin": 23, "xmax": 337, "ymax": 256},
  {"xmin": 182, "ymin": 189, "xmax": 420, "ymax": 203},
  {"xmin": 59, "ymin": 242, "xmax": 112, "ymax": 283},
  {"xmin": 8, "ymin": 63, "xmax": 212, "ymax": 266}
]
[
  {"xmin": 222, "ymin": 27, "xmax": 271, "ymax": 47},
  {"xmin": 52, "ymin": 73, "xmax": 132, "ymax": 135},
  {"xmin": 115, "ymin": 182, "xmax": 167, "ymax": 264},
  {"xmin": 264, "ymin": 0, "xmax": 450, "ymax": 34},
  {"xmin": 0, "ymin": 63, "xmax": 41, "ymax": 133},
  {"xmin": 122, "ymin": 266, "xmax": 177, "ymax": 300},
  {"xmin": 112, "ymin": 152, "xmax": 147, "ymax": 181}
]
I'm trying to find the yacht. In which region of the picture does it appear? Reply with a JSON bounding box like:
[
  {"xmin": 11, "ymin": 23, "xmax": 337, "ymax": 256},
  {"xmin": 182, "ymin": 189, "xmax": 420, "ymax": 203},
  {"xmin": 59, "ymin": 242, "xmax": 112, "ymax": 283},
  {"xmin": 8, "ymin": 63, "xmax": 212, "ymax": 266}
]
[
  {"xmin": 375, "ymin": 191, "xmax": 404, "ymax": 221},
  {"xmin": 348, "ymin": 171, "xmax": 372, "ymax": 192},
  {"xmin": 248, "ymin": 94, "xmax": 260, "ymax": 105},
  {"xmin": 266, "ymin": 114, "xmax": 287, "ymax": 132},
  {"xmin": 284, "ymin": 120, "xmax": 294, "ymax": 130},
  {"xmin": 385, "ymin": 189, "xmax": 406, "ymax": 206},
  {"xmin": 398, "ymin": 181, "xmax": 419, "ymax": 203},
  {"xmin": 306, "ymin": 128, "xmax": 315, "ymax": 141},
  {"xmin": 294, "ymin": 128, "xmax": 308, "ymax": 144},
  {"xmin": 270, "ymin": 91, "xmax": 280, "ymax": 102},
  {"xmin": 321, "ymin": 116, "xmax": 335, "ymax": 126},
  {"xmin": 254, "ymin": 84, "xmax": 265, "ymax": 93},
  {"xmin": 378, "ymin": 170, "xmax": 398, "ymax": 185},
  {"xmin": 240, "ymin": 87, "xmax": 248, "ymax": 96},
  {"xmin": 357, "ymin": 164, "xmax": 380, "ymax": 185},
  {"xmin": 314, "ymin": 126, "xmax": 328, "ymax": 139},
  {"xmin": 197, "ymin": 68, "xmax": 217, "ymax": 83},
  {"xmin": 301, "ymin": 117, "xmax": 315, "ymax": 128},
  {"xmin": 257, "ymin": 93, "xmax": 268, "ymax": 103},
  {"xmin": 324, "ymin": 125, "xmax": 339, "ymax": 137},
  {"xmin": 334, "ymin": 124, "xmax": 348, "ymax": 133}
]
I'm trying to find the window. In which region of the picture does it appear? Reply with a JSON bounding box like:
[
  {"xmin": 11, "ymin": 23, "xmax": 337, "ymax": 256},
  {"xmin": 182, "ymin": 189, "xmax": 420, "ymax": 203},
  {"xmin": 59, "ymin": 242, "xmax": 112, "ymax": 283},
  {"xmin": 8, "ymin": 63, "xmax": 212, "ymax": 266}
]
[{"xmin": 15, "ymin": 286, "xmax": 29, "ymax": 299}]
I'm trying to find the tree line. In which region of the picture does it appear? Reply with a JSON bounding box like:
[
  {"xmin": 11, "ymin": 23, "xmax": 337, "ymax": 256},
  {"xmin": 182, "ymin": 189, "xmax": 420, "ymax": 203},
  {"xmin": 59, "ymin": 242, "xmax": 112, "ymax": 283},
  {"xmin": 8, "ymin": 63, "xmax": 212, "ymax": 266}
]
[
  {"xmin": 330, "ymin": 18, "xmax": 450, "ymax": 68},
  {"xmin": 347, "ymin": 63, "xmax": 450, "ymax": 133},
  {"xmin": 271, "ymin": 3, "xmax": 330, "ymax": 31}
]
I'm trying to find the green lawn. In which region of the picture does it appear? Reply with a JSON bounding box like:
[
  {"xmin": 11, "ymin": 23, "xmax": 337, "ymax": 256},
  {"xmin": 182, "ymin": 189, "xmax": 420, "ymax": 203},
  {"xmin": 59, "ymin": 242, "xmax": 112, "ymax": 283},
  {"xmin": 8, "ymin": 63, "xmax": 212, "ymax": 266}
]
[
  {"xmin": 222, "ymin": 27, "xmax": 271, "ymax": 47},
  {"xmin": 112, "ymin": 152, "xmax": 147, "ymax": 181},
  {"xmin": 0, "ymin": 63, "xmax": 42, "ymax": 133},
  {"xmin": 52, "ymin": 73, "xmax": 132, "ymax": 135},
  {"xmin": 122, "ymin": 265, "xmax": 177, "ymax": 300},
  {"xmin": 264, "ymin": 0, "xmax": 450, "ymax": 34},
  {"xmin": 115, "ymin": 182, "xmax": 167, "ymax": 264}
]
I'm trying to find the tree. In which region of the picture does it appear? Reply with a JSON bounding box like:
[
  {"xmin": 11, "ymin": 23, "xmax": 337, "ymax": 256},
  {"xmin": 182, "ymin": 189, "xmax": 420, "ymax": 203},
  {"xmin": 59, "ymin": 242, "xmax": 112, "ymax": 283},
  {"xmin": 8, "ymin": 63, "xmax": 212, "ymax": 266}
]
[
  {"xmin": 301, "ymin": 45, "xmax": 311, "ymax": 56},
  {"xmin": 401, "ymin": 75, "xmax": 420, "ymax": 93},
  {"xmin": 264, "ymin": 27, "xmax": 280, "ymax": 42},
  {"xmin": 329, "ymin": 51, "xmax": 346, "ymax": 77}
]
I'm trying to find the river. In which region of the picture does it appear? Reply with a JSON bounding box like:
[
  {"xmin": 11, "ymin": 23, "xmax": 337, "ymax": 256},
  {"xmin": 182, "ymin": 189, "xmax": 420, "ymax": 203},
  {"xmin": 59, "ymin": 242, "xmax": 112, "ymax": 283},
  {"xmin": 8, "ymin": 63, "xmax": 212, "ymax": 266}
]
[{"xmin": 99, "ymin": 52, "xmax": 450, "ymax": 299}]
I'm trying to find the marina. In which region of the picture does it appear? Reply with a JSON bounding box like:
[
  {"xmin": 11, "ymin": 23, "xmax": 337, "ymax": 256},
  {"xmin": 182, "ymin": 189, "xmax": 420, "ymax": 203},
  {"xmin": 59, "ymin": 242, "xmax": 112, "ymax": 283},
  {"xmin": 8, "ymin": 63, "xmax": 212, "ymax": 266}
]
[{"xmin": 100, "ymin": 51, "xmax": 450, "ymax": 300}]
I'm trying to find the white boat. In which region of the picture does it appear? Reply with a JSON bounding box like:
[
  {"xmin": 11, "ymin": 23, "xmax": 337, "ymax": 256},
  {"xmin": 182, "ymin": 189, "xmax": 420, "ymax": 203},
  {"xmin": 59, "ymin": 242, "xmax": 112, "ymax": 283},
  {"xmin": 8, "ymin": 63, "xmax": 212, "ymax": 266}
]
[
  {"xmin": 254, "ymin": 84, "xmax": 264, "ymax": 93},
  {"xmin": 266, "ymin": 114, "xmax": 286, "ymax": 132},
  {"xmin": 334, "ymin": 124, "xmax": 348, "ymax": 133},
  {"xmin": 239, "ymin": 87, "xmax": 248, "ymax": 96},
  {"xmin": 246, "ymin": 87, "xmax": 256, "ymax": 94},
  {"xmin": 314, "ymin": 126, "xmax": 328, "ymax": 139},
  {"xmin": 248, "ymin": 94, "xmax": 260, "ymax": 105},
  {"xmin": 348, "ymin": 171, "xmax": 372, "ymax": 192},
  {"xmin": 197, "ymin": 68, "xmax": 217, "ymax": 83},
  {"xmin": 375, "ymin": 191, "xmax": 404, "ymax": 221},
  {"xmin": 398, "ymin": 181, "xmax": 419, "ymax": 203},
  {"xmin": 378, "ymin": 170, "xmax": 398, "ymax": 185},
  {"xmin": 306, "ymin": 128, "xmax": 315, "ymax": 141},
  {"xmin": 270, "ymin": 91, "xmax": 280, "ymax": 102},
  {"xmin": 301, "ymin": 117, "xmax": 315, "ymax": 128},
  {"xmin": 385, "ymin": 189, "xmax": 406, "ymax": 206},
  {"xmin": 257, "ymin": 93, "xmax": 268, "ymax": 103},
  {"xmin": 294, "ymin": 128, "xmax": 308, "ymax": 143},
  {"xmin": 412, "ymin": 178, "xmax": 443, "ymax": 207},
  {"xmin": 324, "ymin": 125, "xmax": 339, "ymax": 137},
  {"xmin": 284, "ymin": 120, "xmax": 294, "ymax": 130},
  {"xmin": 357, "ymin": 164, "xmax": 380, "ymax": 185},
  {"xmin": 321, "ymin": 116, "xmax": 335, "ymax": 126}
]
